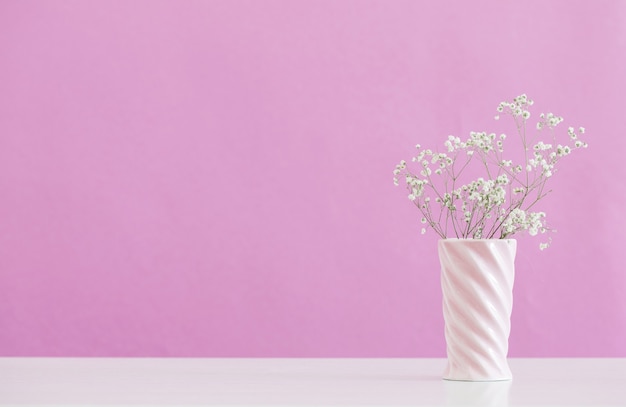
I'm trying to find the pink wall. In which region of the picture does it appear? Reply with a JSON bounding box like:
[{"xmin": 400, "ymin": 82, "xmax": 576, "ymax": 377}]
[{"xmin": 1, "ymin": 0, "xmax": 624, "ymax": 357}]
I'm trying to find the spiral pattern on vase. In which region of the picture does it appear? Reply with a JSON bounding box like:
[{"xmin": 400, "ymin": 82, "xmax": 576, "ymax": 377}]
[{"xmin": 438, "ymin": 239, "xmax": 516, "ymax": 381}]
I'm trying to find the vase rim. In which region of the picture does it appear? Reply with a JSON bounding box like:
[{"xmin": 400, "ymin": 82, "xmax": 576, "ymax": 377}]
[{"xmin": 439, "ymin": 238, "xmax": 516, "ymax": 242}]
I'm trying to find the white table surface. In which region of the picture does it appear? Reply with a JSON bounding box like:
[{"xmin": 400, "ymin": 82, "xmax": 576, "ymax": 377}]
[{"xmin": 1, "ymin": 358, "xmax": 625, "ymax": 406}]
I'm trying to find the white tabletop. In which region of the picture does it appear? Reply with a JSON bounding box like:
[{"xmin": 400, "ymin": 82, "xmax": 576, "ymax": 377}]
[{"xmin": 1, "ymin": 357, "xmax": 625, "ymax": 406}]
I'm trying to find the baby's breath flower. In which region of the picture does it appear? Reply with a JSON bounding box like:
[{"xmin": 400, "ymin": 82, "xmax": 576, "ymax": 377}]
[{"xmin": 393, "ymin": 94, "xmax": 586, "ymax": 246}]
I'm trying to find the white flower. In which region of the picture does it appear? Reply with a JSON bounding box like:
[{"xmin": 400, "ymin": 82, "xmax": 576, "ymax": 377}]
[
  {"xmin": 496, "ymin": 174, "xmax": 509, "ymax": 184},
  {"xmin": 394, "ymin": 94, "xmax": 586, "ymax": 244}
]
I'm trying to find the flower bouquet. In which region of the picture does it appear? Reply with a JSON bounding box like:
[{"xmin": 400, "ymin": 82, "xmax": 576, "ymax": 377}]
[{"xmin": 393, "ymin": 94, "xmax": 587, "ymax": 249}]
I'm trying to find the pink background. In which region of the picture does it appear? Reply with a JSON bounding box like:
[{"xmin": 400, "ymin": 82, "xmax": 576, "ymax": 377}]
[{"xmin": 1, "ymin": 0, "xmax": 624, "ymax": 357}]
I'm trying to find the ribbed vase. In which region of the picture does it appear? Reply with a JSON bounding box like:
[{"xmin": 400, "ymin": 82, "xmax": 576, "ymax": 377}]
[{"xmin": 438, "ymin": 239, "xmax": 517, "ymax": 381}]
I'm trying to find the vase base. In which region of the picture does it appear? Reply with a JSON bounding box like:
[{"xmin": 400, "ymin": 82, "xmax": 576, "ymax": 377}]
[
  {"xmin": 443, "ymin": 363, "xmax": 512, "ymax": 382},
  {"xmin": 443, "ymin": 376, "xmax": 512, "ymax": 382}
]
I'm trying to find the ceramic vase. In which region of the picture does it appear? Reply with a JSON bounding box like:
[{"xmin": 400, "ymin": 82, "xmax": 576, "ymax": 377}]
[{"xmin": 438, "ymin": 238, "xmax": 517, "ymax": 381}]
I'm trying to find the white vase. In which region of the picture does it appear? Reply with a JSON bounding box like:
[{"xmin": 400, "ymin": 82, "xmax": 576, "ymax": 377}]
[{"xmin": 438, "ymin": 238, "xmax": 516, "ymax": 381}]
